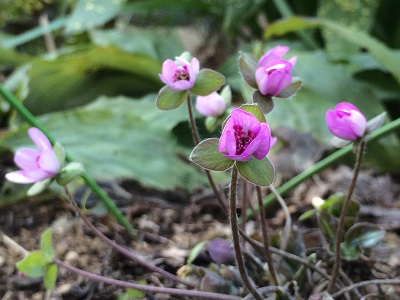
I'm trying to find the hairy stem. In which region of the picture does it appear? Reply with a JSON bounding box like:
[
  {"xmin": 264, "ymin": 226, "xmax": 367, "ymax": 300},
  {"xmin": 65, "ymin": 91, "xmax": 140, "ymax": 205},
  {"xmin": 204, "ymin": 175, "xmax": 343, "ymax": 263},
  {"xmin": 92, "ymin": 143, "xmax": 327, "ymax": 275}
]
[
  {"xmin": 328, "ymin": 140, "xmax": 365, "ymax": 293},
  {"xmin": 64, "ymin": 187, "xmax": 195, "ymax": 288},
  {"xmin": 256, "ymin": 186, "xmax": 279, "ymax": 285},
  {"xmin": 0, "ymin": 83, "xmax": 136, "ymax": 236},
  {"xmin": 230, "ymin": 167, "xmax": 263, "ymax": 300},
  {"xmin": 187, "ymin": 95, "xmax": 227, "ymax": 212},
  {"xmin": 53, "ymin": 258, "xmax": 241, "ymax": 300}
]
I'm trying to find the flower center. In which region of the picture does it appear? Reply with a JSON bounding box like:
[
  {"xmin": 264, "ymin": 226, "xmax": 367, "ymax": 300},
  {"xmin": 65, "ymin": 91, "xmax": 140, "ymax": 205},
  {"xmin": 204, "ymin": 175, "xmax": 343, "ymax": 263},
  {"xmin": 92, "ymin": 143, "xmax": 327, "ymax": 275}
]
[
  {"xmin": 173, "ymin": 66, "xmax": 190, "ymax": 82},
  {"xmin": 233, "ymin": 124, "xmax": 257, "ymax": 155}
]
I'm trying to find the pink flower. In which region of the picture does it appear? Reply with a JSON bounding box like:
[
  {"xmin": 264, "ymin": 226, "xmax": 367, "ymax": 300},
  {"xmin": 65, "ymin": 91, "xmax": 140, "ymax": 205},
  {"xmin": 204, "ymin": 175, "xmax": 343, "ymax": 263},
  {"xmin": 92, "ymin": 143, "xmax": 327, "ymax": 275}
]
[
  {"xmin": 326, "ymin": 102, "xmax": 367, "ymax": 141},
  {"xmin": 159, "ymin": 57, "xmax": 200, "ymax": 92},
  {"xmin": 5, "ymin": 128, "xmax": 60, "ymax": 184},
  {"xmin": 218, "ymin": 109, "xmax": 272, "ymax": 162},
  {"xmin": 255, "ymin": 59, "xmax": 294, "ymax": 97},
  {"xmin": 258, "ymin": 45, "xmax": 297, "ymax": 67},
  {"xmin": 195, "ymin": 92, "xmax": 226, "ymax": 117}
]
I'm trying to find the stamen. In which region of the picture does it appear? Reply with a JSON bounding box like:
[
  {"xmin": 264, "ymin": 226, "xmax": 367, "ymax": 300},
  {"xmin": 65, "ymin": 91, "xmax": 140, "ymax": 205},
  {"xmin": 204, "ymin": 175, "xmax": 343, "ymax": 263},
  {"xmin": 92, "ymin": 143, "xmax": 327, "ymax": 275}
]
[{"xmin": 233, "ymin": 124, "xmax": 256, "ymax": 155}]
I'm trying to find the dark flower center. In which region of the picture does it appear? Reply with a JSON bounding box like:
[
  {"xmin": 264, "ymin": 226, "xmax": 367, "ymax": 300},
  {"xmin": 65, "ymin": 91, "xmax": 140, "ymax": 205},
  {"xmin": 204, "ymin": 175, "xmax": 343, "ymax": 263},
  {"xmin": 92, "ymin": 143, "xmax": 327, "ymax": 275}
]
[
  {"xmin": 173, "ymin": 66, "xmax": 190, "ymax": 82},
  {"xmin": 233, "ymin": 124, "xmax": 256, "ymax": 155}
]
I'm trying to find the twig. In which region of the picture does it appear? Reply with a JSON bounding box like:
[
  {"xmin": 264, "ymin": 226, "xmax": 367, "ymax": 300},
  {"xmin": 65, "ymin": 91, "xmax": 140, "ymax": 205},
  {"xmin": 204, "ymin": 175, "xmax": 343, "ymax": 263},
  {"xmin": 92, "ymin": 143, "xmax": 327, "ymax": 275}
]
[
  {"xmin": 64, "ymin": 187, "xmax": 195, "ymax": 288},
  {"xmin": 186, "ymin": 95, "xmax": 228, "ymax": 212},
  {"xmin": 268, "ymin": 185, "xmax": 291, "ymax": 252},
  {"xmin": 331, "ymin": 279, "xmax": 400, "ymax": 298},
  {"xmin": 54, "ymin": 258, "xmax": 241, "ymax": 300},
  {"xmin": 256, "ymin": 186, "xmax": 279, "ymax": 285},
  {"xmin": 1, "ymin": 232, "xmax": 29, "ymax": 256},
  {"xmin": 328, "ymin": 140, "xmax": 365, "ymax": 292},
  {"xmin": 230, "ymin": 167, "xmax": 263, "ymax": 300}
]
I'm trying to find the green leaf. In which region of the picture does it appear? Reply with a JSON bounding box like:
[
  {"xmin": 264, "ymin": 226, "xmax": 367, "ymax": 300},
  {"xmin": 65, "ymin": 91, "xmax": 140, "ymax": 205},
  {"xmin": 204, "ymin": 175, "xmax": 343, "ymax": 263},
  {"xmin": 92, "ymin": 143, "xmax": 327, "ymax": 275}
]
[
  {"xmin": 27, "ymin": 179, "xmax": 52, "ymax": 196},
  {"xmin": 344, "ymin": 224, "xmax": 385, "ymax": 249},
  {"xmin": 40, "ymin": 229, "xmax": 54, "ymax": 261},
  {"xmin": 317, "ymin": 211, "xmax": 337, "ymax": 243},
  {"xmin": 53, "ymin": 142, "xmax": 66, "ymax": 166},
  {"xmin": 16, "ymin": 251, "xmax": 48, "ymax": 278},
  {"xmin": 190, "ymin": 138, "xmax": 234, "ymax": 171},
  {"xmin": 276, "ymin": 77, "xmax": 302, "ymax": 98},
  {"xmin": 66, "ymin": 0, "xmax": 126, "ymax": 34},
  {"xmin": 236, "ymin": 157, "xmax": 274, "ymax": 186},
  {"xmin": 23, "ymin": 46, "xmax": 162, "ymax": 115},
  {"xmin": 317, "ymin": 0, "xmax": 379, "ymax": 60},
  {"xmin": 191, "ymin": 69, "xmax": 225, "ymax": 96},
  {"xmin": 340, "ymin": 243, "xmax": 360, "ymax": 261},
  {"xmin": 56, "ymin": 162, "xmax": 85, "ymax": 186},
  {"xmin": 44, "ymin": 264, "xmax": 58, "ymax": 290},
  {"xmin": 187, "ymin": 241, "xmax": 207, "ymax": 265},
  {"xmin": 298, "ymin": 209, "xmax": 317, "ymax": 221},
  {"xmin": 156, "ymin": 86, "xmax": 189, "ymax": 110},
  {"xmin": 239, "ymin": 53, "xmax": 258, "ymax": 89},
  {"xmin": 220, "ymin": 85, "xmax": 232, "ymax": 106},
  {"xmin": 251, "ymin": 91, "xmax": 274, "ymax": 115},
  {"xmin": 238, "ymin": 103, "xmax": 266, "ymax": 123},
  {"xmin": 366, "ymin": 112, "xmax": 386, "ymax": 133}
]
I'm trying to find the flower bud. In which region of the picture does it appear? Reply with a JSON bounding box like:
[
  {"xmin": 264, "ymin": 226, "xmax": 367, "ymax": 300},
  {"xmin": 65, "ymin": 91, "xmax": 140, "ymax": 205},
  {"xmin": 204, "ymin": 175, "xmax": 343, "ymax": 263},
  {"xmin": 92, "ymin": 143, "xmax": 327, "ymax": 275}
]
[
  {"xmin": 326, "ymin": 102, "xmax": 367, "ymax": 141},
  {"xmin": 196, "ymin": 92, "xmax": 226, "ymax": 117}
]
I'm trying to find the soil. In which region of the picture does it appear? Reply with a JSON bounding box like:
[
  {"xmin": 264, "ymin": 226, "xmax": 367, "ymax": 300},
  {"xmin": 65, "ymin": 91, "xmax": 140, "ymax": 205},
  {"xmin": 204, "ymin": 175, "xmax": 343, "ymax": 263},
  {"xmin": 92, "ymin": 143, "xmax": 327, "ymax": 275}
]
[{"xmin": 1, "ymin": 156, "xmax": 400, "ymax": 299}]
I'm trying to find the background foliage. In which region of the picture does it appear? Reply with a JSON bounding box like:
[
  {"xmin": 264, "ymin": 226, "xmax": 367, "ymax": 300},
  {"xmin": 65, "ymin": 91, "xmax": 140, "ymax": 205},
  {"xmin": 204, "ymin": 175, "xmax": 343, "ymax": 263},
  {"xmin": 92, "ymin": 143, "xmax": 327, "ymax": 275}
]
[{"xmin": 1, "ymin": 0, "xmax": 400, "ymax": 196}]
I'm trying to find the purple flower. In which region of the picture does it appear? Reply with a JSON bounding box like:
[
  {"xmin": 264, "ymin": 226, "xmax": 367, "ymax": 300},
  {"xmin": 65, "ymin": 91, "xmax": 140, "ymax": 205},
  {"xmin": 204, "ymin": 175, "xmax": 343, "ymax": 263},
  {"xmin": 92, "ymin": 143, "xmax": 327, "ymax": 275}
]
[
  {"xmin": 5, "ymin": 128, "xmax": 60, "ymax": 184},
  {"xmin": 208, "ymin": 238, "xmax": 235, "ymax": 264},
  {"xmin": 159, "ymin": 57, "xmax": 200, "ymax": 92},
  {"xmin": 255, "ymin": 59, "xmax": 294, "ymax": 97},
  {"xmin": 196, "ymin": 92, "xmax": 226, "ymax": 117},
  {"xmin": 218, "ymin": 109, "xmax": 272, "ymax": 162},
  {"xmin": 258, "ymin": 45, "xmax": 297, "ymax": 67},
  {"xmin": 326, "ymin": 102, "xmax": 367, "ymax": 141}
]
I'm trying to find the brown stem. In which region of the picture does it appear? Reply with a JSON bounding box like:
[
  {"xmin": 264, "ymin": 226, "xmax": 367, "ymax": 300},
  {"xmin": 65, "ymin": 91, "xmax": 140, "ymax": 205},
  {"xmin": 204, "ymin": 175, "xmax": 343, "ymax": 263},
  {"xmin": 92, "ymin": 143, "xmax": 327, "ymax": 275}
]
[
  {"xmin": 256, "ymin": 186, "xmax": 279, "ymax": 285},
  {"xmin": 187, "ymin": 95, "xmax": 227, "ymax": 212},
  {"xmin": 332, "ymin": 279, "xmax": 400, "ymax": 298},
  {"xmin": 54, "ymin": 258, "xmax": 241, "ymax": 300},
  {"xmin": 328, "ymin": 140, "xmax": 365, "ymax": 293},
  {"xmin": 230, "ymin": 167, "xmax": 263, "ymax": 300},
  {"xmin": 64, "ymin": 187, "xmax": 195, "ymax": 288}
]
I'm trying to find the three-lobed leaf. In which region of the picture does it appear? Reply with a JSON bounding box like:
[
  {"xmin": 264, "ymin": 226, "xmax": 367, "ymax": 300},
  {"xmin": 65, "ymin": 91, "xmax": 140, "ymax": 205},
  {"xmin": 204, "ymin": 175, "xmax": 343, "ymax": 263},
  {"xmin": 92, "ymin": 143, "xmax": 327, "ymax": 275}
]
[{"xmin": 191, "ymin": 69, "xmax": 225, "ymax": 96}]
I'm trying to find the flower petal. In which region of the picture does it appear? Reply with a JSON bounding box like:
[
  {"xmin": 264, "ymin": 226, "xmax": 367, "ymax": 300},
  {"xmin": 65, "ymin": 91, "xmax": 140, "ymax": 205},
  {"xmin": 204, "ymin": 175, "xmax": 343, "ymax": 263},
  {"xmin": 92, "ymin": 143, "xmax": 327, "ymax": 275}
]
[
  {"xmin": 253, "ymin": 124, "xmax": 272, "ymax": 159},
  {"xmin": 196, "ymin": 92, "xmax": 226, "ymax": 117},
  {"xmin": 28, "ymin": 128, "xmax": 52, "ymax": 151},
  {"xmin": 160, "ymin": 59, "xmax": 177, "ymax": 85},
  {"xmin": 265, "ymin": 70, "xmax": 292, "ymax": 96},
  {"xmin": 336, "ymin": 102, "xmax": 360, "ymax": 113},
  {"xmin": 258, "ymin": 45, "xmax": 289, "ymax": 66},
  {"xmin": 5, "ymin": 169, "xmax": 49, "ymax": 184},
  {"xmin": 189, "ymin": 57, "xmax": 200, "ymax": 84},
  {"xmin": 39, "ymin": 149, "xmax": 60, "ymax": 175},
  {"xmin": 230, "ymin": 109, "xmax": 260, "ymax": 133},
  {"xmin": 14, "ymin": 148, "xmax": 40, "ymax": 170},
  {"xmin": 170, "ymin": 80, "xmax": 193, "ymax": 92}
]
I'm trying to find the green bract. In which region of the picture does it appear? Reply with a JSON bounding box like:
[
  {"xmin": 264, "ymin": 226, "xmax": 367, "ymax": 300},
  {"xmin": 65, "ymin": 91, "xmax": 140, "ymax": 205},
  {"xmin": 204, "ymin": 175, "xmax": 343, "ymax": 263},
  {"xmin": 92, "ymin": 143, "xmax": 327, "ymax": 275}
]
[
  {"xmin": 190, "ymin": 69, "xmax": 225, "ymax": 96},
  {"xmin": 190, "ymin": 138, "xmax": 234, "ymax": 171},
  {"xmin": 156, "ymin": 86, "xmax": 189, "ymax": 110}
]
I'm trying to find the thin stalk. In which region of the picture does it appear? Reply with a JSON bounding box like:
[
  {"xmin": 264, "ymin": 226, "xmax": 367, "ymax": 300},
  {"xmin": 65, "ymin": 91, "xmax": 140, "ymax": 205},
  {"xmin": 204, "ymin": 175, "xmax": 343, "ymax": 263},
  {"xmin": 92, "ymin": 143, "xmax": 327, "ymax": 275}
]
[
  {"xmin": 246, "ymin": 117, "xmax": 400, "ymax": 220},
  {"xmin": 269, "ymin": 185, "xmax": 291, "ymax": 252},
  {"xmin": 53, "ymin": 258, "xmax": 241, "ymax": 300},
  {"xmin": 241, "ymin": 179, "xmax": 248, "ymax": 247},
  {"xmin": 230, "ymin": 167, "xmax": 263, "ymax": 300},
  {"xmin": 328, "ymin": 140, "xmax": 365, "ymax": 293},
  {"xmin": 256, "ymin": 186, "xmax": 279, "ymax": 285},
  {"xmin": 64, "ymin": 187, "xmax": 195, "ymax": 288},
  {"xmin": 0, "ymin": 83, "xmax": 136, "ymax": 236},
  {"xmin": 186, "ymin": 95, "xmax": 227, "ymax": 212},
  {"xmin": 331, "ymin": 279, "xmax": 400, "ymax": 298}
]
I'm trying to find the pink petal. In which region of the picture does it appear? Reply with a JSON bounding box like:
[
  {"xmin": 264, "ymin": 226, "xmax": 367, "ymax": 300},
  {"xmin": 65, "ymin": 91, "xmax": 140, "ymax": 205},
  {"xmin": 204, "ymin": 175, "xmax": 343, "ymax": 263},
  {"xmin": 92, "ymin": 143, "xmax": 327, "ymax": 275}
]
[
  {"xmin": 288, "ymin": 56, "xmax": 297, "ymax": 66},
  {"xmin": 348, "ymin": 110, "xmax": 367, "ymax": 137},
  {"xmin": 170, "ymin": 80, "xmax": 193, "ymax": 92},
  {"xmin": 14, "ymin": 148, "xmax": 40, "ymax": 170},
  {"xmin": 160, "ymin": 59, "xmax": 177, "ymax": 82},
  {"xmin": 258, "ymin": 46, "xmax": 289, "ymax": 66},
  {"xmin": 252, "ymin": 124, "xmax": 272, "ymax": 159},
  {"xmin": 230, "ymin": 109, "xmax": 261, "ymax": 133},
  {"xmin": 5, "ymin": 169, "xmax": 49, "ymax": 184},
  {"xmin": 39, "ymin": 149, "xmax": 60, "ymax": 174},
  {"xmin": 255, "ymin": 67, "xmax": 269, "ymax": 95},
  {"xmin": 28, "ymin": 128, "xmax": 52, "ymax": 151},
  {"xmin": 189, "ymin": 57, "xmax": 200, "ymax": 83},
  {"xmin": 240, "ymin": 135, "xmax": 262, "ymax": 158},
  {"xmin": 196, "ymin": 92, "xmax": 226, "ymax": 117},
  {"xmin": 265, "ymin": 70, "xmax": 292, "ymax": 96},
  {"xmin": 219, "ymin": 129, "xmax": 236, "ymax": 156},
  {"xmin": 336, "ymin": 102, "xmax": 361, "ymax": 113}
]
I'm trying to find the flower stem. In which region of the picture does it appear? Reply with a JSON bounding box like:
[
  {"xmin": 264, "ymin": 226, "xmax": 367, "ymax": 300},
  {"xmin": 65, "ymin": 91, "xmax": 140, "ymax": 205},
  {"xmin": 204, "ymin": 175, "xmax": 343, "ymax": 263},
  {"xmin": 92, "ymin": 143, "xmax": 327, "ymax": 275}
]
[
  {"xmin": 53, "ymin": 258, "xmax": 241, "ymax": 300},
  {"xmin": 186, "ymin": 94, "xmax": 227, "ymax": 212},
  {"xmin": 64, "ymin": 187, "xmax": 195, "ymax": 288},
  {"xmin": 0, "ymin": 83, "xmax": 136, "ymax": 237},
  {"xmin": 328, "ymin": 139, "xmax": 365, "ymax": 293},
  {"xmin": 246, "ymin": 117, "xmax": 400, "ymax": 220},
  {"xmin": 256, "ymin": 186, "xmax": 279, "ymax": 286},
  {"xmin": 230, "ymin": 167, "xmax": 263, "ymax": 300}
]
